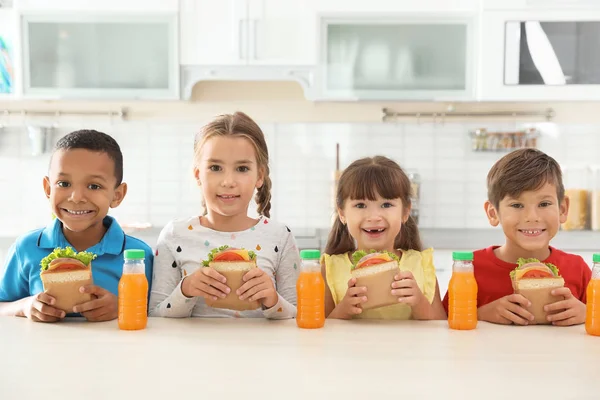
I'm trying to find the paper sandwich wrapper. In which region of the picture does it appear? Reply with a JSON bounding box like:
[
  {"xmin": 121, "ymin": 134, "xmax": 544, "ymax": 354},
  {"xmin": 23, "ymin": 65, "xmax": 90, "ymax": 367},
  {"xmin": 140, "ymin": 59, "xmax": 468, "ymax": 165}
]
[
  {"xmin": 351, "ymin": 260, "xmax": 400, "ymax": 311},
  {"xmin": 41, "ymin": 268, "xmax": 93, "ymax": 313},
  {"xmin": 205, "ymin": 261, "xmax": 261, "ymax": 311},
  {"xmin": 513, "ymin": 277, "xmax": 565, "ymax": 325}
]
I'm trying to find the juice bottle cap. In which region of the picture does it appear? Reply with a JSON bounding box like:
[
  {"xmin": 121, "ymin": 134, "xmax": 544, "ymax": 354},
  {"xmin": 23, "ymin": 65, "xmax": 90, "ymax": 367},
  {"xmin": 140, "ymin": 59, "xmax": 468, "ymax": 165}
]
[
  {"xmin": 453, "ymin": 251, "xmax": 473, "ymax": 261},
  {"xmin": 124, "ymin": 249, "xmax": 146, "ymax": 260},
  {"xmin": 300, "ymin": 249, "xmax": 321, "ymax": 260},
  {"xmin": 594, "ymin": 254, "xmax": 600, "ymax": 263}
]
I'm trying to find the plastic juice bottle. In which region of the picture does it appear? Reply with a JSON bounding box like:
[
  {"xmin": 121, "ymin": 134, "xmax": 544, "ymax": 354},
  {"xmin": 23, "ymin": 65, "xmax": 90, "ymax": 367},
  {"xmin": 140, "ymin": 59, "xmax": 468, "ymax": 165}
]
[
  {"xmin": 448, "ymin": 251, "xmax": 478, "ymax": 330},
  {"xmin": 296, "ymin": 249, "xmax": 325, "ymax": 329},
  {"xmin": 585, "ymin": 253, "xmax": 600, "ymax": 336},
  {"xmin": 118, "ymin": 249, "xmax": 148, "ymax": 331}
]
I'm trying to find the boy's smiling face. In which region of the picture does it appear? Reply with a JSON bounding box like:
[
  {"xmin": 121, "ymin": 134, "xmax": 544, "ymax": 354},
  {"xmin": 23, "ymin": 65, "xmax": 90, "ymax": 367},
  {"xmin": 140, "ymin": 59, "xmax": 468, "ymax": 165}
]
[
  {"xmin": 43, "ymin": 148, "xmax": 126, "ymax": 236},
  {"xmin": 485, "ymin": 182, "xmax": 569, "ymax": 256}
]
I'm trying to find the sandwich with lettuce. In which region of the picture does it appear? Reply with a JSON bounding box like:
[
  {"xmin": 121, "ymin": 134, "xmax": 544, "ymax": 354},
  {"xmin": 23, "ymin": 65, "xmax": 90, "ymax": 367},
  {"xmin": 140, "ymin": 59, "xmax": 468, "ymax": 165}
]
[
  {"xmin": 202, "ymin": 245, "xmax": 260, "ymax": 311},
  {"xmin": 350, "ymin": 250, "xmax": 401, "ymax": 311},
  {"xmin": 510, "ymin": 258, "xmax": 565, "ymax": 324},
  {"xmin": 40, "ymin": 247, "xmax": 96, "ymax": 313}
]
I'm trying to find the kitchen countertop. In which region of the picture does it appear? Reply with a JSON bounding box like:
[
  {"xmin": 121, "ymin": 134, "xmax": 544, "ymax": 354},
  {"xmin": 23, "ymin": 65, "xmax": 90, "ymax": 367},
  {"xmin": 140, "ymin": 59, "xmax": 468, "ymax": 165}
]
[{"xmin": 1, "ymin": 317, "xmax": 599, "ymax": 399}]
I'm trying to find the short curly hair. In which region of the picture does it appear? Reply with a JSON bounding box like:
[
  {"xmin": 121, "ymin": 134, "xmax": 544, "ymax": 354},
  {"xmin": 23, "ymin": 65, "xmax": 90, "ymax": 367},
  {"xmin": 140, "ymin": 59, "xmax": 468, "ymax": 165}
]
[{"xmin": 53, "ymin": 129, "xmax": 123, "ymax": 186}]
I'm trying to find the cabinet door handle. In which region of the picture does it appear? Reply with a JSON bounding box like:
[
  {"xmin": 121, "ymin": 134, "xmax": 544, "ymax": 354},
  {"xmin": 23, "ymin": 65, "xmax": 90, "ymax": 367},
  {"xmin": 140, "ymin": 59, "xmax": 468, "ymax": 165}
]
[
  {"xmin": 249, "ymin": 19, "xmax": 258, "ymax": 60},
  {"xmin": 238, "ymin": 19, "xmax": 246, "ymax": 60}
]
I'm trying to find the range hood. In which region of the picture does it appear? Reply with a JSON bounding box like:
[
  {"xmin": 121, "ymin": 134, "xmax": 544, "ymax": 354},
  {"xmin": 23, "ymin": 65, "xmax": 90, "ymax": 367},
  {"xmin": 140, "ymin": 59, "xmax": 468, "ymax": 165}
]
[{"xmin": 180, "ymin": 65, "xmax": 315, "ymax": 100}]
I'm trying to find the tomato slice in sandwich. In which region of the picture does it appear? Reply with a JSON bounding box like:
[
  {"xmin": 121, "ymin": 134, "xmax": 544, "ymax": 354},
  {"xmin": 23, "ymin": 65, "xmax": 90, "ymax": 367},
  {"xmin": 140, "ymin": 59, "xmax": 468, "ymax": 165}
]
[
  {"xmin": 213, "ymin": 251, "xmax": 245, "ymax": 262},
  {"xmin": 357, "ymin": 254, "xmax": 392, "ymax": 268},
  {"xmin": 521, "ymin": 269, "xmax": 554, "ymax": 278}
]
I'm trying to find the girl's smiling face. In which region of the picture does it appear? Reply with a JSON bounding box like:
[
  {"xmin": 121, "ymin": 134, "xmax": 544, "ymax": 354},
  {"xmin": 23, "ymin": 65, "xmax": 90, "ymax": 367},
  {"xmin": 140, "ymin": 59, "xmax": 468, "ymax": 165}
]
[
  {"xmin": 194, "ymin": 136, "xmax": 264, "ymax": 221},
  {"xmin": 339, "ymin": 193, "xmax": 408, "ymax": 253}
]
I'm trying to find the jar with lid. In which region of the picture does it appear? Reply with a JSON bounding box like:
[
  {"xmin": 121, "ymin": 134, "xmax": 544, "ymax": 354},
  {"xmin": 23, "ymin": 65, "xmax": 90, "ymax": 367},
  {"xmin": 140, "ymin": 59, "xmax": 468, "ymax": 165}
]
[
  {"xmin": 562, "ymin": 165, "xmax": 590, "ymax": 231},
  {"xmin": 591, "ymin": 166, "xmax": 600, "ymax": 231},
  {"xmin": 407, "ymin": 171, "xmax": 420, "ymax": 225}
]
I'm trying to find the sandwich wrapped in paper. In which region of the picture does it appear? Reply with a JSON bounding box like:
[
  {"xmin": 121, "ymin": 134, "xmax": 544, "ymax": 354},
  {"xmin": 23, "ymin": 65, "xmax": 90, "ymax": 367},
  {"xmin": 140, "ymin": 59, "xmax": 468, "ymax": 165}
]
[
  {"xmin": 511, "ymin": 258, "xmax": 565, "ymax": 324},
  {"xmin": 40, "ymin": 247, "xmax": 96, "ymax": 313},
  {"xmin": 202, "ymin": 245, "xmax": 260, "ymax": 311},
  {"xmin": 350, "ymin": 250, "xmax": 400, "ymax": 311}
]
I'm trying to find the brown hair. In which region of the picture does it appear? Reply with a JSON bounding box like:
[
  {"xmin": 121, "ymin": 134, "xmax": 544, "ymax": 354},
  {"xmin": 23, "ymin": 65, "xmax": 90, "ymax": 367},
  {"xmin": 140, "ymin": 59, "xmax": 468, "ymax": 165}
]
[
  {"xmin": 325, "ymin": 156, "xmax": 422, "ymax": 255},
  {"xmin": 487, "ymin": 148, "xmax": 564, "ymax": 208},
  {"xmin": 194, "ymin": 111, "xmax": 272, "ymax": 217}
]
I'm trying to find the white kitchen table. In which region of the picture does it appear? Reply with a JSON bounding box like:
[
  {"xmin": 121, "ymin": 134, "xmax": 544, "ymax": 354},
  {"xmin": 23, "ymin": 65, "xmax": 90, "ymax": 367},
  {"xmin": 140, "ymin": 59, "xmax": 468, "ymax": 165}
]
[{"xmin": 1, "ymin": 317, "xmax": 599, "ymax": 400}]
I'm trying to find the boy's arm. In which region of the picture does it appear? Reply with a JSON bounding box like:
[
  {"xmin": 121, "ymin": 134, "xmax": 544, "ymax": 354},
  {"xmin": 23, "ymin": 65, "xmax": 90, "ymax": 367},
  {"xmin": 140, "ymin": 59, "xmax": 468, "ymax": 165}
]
[
  {"xmin": 0, "ymin": 243, "xmax": 30, "ymax": 316},
  {"xmin": 262, "ymin": 231, "xmax": 299, "ymax": 320},
  {"xmin": 148, "ymin": 224, "xmax": 197, "ymax": 318}
]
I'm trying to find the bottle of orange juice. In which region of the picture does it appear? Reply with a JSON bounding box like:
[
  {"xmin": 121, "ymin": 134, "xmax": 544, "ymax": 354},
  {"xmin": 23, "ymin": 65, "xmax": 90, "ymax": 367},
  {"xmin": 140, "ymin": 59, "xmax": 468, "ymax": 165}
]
[
  {"xmin": 448, "ymin": 251, "xmax": 478, "ymax": 330},
  {"xmin": 296, "ymin": 249, "xmax": 325, "ymax": 329},
  {"xmin": 585, "ymin": 253, "xmax": 600, "ymax": 336},
  {"xmin": 118, "ymin": 249, "xmax": 148, "ymax": 331}
]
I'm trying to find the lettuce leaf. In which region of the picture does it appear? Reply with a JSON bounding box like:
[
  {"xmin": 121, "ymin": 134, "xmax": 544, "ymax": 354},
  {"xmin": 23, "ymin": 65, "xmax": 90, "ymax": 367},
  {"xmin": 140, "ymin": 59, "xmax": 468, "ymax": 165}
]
[
  {"xmin": 40, "ymin": 247, "xmax": 97, "ymax": 271},
  {"xmin": 202, "ymin": 245, "xmax": 256, "ymax": 267},
  {"xmin": 511, "ymin": 257, "xmax": 560, "ymax": 279}
]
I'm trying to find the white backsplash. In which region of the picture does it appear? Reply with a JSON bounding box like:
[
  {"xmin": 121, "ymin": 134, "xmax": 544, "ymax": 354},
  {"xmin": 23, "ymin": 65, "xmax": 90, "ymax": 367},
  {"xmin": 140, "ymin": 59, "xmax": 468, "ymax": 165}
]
[{"xmin": 0, "ymin": 120, "xmax": 598, "ymax": 237}]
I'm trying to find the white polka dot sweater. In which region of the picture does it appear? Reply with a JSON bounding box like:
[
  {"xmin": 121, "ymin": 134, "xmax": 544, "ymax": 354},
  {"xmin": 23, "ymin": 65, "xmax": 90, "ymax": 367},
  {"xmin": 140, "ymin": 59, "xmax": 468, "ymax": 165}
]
[{"xmin": 149, "ymin": 216, "xmax": 300, "ymax": 319}]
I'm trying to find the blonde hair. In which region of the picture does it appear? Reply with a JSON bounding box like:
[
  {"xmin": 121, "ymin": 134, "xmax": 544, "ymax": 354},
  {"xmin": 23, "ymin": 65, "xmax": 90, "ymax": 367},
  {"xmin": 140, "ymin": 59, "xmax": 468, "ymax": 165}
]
[
  {"xmin": 194, "ymin": 111, "xmax": 272, "ymax": 217},
  {"xmin": 325, "ymin": 156, "xmax": 422, "ymax": 255}
]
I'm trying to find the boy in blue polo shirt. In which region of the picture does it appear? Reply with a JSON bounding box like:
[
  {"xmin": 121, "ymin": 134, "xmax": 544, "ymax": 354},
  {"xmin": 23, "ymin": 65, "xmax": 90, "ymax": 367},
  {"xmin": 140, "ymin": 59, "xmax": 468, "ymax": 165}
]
[{"xmin": 0, "ymin": 130, "xmax": 153, "ymax": 322}]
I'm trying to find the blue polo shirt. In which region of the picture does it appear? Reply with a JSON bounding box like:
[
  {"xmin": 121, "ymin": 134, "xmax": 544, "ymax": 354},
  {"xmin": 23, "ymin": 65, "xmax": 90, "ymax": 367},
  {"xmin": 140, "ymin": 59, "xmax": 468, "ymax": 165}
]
[{"xmin": 0, "ymin": 216, "xmax": 153, "ymax": 302}]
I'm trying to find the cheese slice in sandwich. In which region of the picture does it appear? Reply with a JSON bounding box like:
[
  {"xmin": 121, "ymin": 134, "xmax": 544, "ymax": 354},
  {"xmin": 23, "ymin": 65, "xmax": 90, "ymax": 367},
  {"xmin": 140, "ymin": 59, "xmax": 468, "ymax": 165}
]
[{"xmin": 40, "ymin": 247, "xmax": 96, "ymax": 313}]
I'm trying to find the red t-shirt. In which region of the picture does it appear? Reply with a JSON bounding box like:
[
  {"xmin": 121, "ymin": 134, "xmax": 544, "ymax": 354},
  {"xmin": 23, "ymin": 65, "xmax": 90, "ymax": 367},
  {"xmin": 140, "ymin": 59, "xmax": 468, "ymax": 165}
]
[{"xmin": 443, "ymin": 246, "xmax": 592, "ymax": 313}]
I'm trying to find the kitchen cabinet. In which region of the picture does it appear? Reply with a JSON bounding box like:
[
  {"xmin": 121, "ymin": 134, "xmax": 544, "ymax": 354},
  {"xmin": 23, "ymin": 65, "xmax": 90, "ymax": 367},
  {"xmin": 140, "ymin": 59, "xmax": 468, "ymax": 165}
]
[
  {"xmin": 316, "ymin": 16, "xmax": 476, "ymax": 101},
  {"xmin": 21, "ymin": 13, "xmax": 179, "ymax": 99},
  {"xmin": 180, "ymin": 0, "xmax": 318, "ymax": 66},
  {"xmin": 15, "ymin": 0, "xmax": 178, "ymax": 13},
  {"xmin": 480, "ymin": 1, "xmax": 600, "ymax": 100}
]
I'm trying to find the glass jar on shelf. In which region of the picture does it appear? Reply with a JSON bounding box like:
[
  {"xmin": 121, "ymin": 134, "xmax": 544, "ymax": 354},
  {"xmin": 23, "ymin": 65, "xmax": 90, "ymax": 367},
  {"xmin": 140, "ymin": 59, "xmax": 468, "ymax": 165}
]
[
  {"xmin": 591, "ymin": 166, "xmax": 600, "ymax": 231},
  {"xmin": 562, "ymin": 165, "xmax": 590, "ymax": 231},
  {"xmin": 407, "ymin": 171, "xmax": 420, "ymax": 225}
]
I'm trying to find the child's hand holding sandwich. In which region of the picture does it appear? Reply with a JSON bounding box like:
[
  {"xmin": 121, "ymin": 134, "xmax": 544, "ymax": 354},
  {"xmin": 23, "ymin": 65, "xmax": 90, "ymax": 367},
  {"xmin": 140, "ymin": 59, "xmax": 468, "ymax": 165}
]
[
  {"xmin": 544, "ymin": 287, "xmax": 586, "ymax": 326},
  {"xmin": 21, "ymin": 293, "xmax": 65, "ymax": 322},
  {"xmin": 181, "ymin": 266, "xmax": 230, "ymax": 301},
  {"xmin": 73, "ymin": 285, "xmax": 118, "ymax": 322},
  {"xmin": 328, "ymin": 277, "xmax": 367, "ymax": 319},
  {"xmin": 237, "ymin": 267, "xmax": 277, "ymax": 308},
  {"xmin": 477, "ymin": 294, "xmax": 534, "ymax": 325}
]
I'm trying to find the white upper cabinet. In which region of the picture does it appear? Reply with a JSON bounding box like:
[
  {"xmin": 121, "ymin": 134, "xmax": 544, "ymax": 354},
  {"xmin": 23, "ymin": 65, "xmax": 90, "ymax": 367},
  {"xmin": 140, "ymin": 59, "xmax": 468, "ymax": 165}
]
[
  {"xmin": 15, "ymin": 0, "xmax": 178, "ymax": 12},
  {"xmin": 179, "ymin": 0, "xmax": 245, "ymax": 66},
  {"xmin": 480, "ymin": 1, "xmax": 600, "ymax": 100},
  {"xmin": 318, "ymin": 0, "xmax": 479, "ymax": 13},
  {"xmin": 246, "ymin": 0, "xmax": 318, "ymax": 65},
  {"xmin": 483, "ymin": 0, "xmax": 600, "ymax": 11},
  {"xmin": 22, "ymin": 13, "xmax": 179, "ymax": 99},
  {"xmin": 316, "ymin": 15, "xmax": 476, "ymax": 101},
  {"xmin": 181, "ymin": 0, "xmax": 319, "ymax": 66}
]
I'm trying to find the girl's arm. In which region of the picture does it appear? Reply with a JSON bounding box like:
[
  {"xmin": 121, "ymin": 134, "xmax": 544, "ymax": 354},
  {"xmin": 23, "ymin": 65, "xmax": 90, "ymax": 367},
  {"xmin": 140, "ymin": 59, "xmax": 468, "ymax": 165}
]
[
  {"xmin": 262, "ymin": 229, "xmax": 300, "ymax": 320},
  {"xmin": 321, "ymin": 261, "xmax": 337, "ymax": 317},
  {"xmin": 149, "ymin": 223, "xmax": 197, "ymax": 318},
  {"xmin": 411, "ymin": 279, "xmax": 447, "ymax": 320}
]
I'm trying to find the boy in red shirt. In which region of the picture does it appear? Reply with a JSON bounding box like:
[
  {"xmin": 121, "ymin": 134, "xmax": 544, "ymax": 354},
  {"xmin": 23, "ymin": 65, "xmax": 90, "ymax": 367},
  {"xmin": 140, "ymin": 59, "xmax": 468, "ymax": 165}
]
[{"xmin": 443, "ymin": 148, "xmax": 590, "ymax": 326}]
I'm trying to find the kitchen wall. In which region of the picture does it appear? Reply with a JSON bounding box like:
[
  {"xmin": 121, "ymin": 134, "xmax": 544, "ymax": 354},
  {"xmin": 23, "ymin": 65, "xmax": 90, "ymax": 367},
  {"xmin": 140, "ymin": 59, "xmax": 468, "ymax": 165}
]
[{"xmin": 0, "ymin": 117, "xmax": 597, "ymax": 237}]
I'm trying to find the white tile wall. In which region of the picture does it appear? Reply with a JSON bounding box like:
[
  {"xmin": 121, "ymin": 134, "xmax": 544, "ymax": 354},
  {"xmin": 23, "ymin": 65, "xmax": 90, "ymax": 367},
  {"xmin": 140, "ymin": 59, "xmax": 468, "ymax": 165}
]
[{"xmin": 0, "ymin": 120, "xmax": 598, "ymax": 236}]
